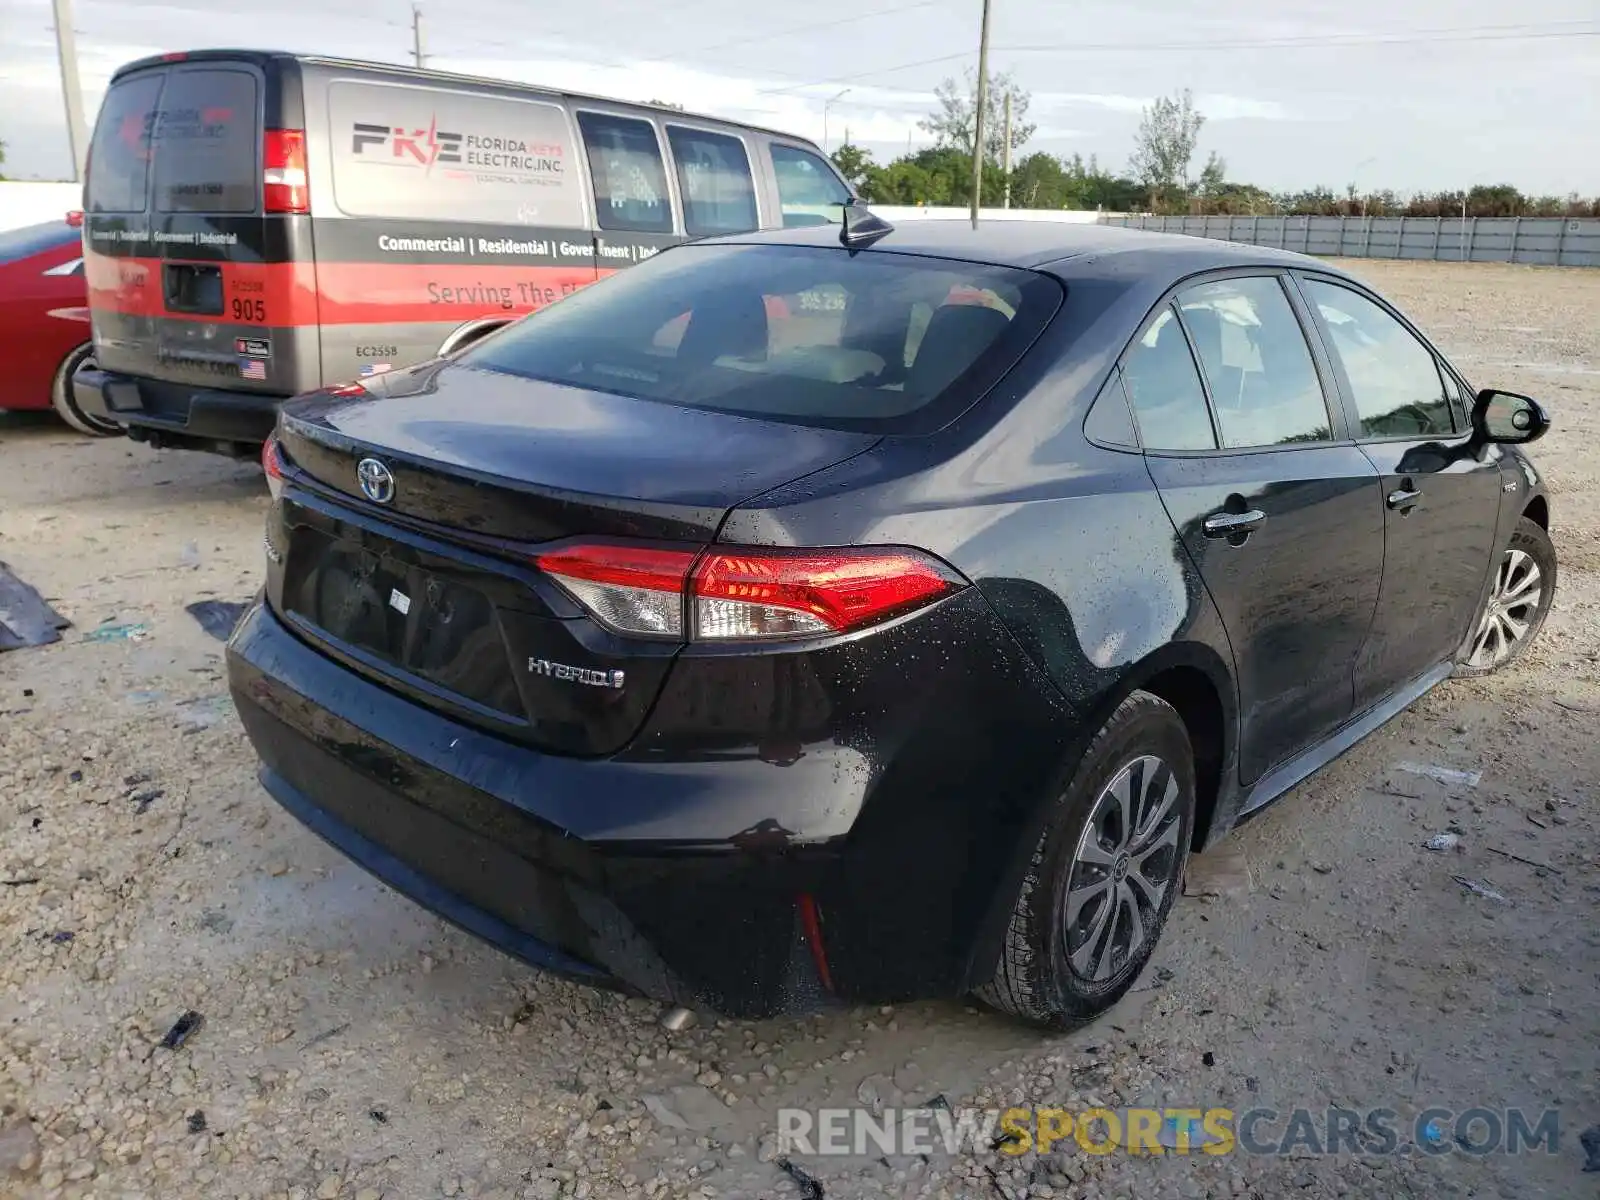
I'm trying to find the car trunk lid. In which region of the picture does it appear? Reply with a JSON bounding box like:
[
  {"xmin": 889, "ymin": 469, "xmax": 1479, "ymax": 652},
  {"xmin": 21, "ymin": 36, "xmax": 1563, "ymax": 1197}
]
[{"xmin": 268, "ymin": 360, "xmax": 878, "ymax": 755}]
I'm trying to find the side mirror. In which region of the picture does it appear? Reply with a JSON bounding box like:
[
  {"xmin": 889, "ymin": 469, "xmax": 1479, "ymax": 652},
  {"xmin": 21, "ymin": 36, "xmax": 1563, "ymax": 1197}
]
[{"xmin": 1472, "ymin": 389, "xmax": 1550, "ymax": 446}]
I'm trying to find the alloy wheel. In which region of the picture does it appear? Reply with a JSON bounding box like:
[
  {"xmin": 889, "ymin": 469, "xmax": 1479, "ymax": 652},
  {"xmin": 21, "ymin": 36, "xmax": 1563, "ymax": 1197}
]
[
  {"xmin": 1063, "ymin": 754, "xmax": 1183, "ymax": 984},
  {"xmin": 1469, "ymin": 548, "xmax": 1543, "ymax": 669}
]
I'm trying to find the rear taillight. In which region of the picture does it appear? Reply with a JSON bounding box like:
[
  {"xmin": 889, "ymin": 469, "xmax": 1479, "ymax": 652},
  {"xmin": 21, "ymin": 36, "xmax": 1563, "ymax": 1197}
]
[
  {"xmin": 534, "ymin": 543, "xmax": 964, "ymax": 642},
  {"xmin": 66, "ymin": 210, "xmax": 83, "ymax": 228},
  {"xmin": 262, "ymin": 435, "xmax": 285, "ymax": 501},
  {"xmin": 263, "ymin": 129, "xmax": 308, "ymax": 214}
]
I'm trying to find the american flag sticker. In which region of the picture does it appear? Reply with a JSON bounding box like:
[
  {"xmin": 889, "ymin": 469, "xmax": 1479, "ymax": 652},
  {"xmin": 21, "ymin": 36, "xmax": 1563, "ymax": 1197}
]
[
  {"xmin": 239, "ymin": 359, "xmax": 267, "ymax": 381},
  {"xmin": 359, "ymin": 363, "xmax": 393, "ymax": 377}
]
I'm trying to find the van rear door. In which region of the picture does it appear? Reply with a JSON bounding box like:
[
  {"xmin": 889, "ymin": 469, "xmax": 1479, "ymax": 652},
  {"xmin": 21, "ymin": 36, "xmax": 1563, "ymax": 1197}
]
[{"xmin": 83, "ymin": 56, "xmax": 322, "ymax": 407}]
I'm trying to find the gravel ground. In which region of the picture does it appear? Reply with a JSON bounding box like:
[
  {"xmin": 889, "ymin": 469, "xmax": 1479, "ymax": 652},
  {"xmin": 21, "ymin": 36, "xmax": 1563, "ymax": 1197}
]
[{"xmin": 2, "ymin": 260, "xmax": 1597, "ymax": 1200}]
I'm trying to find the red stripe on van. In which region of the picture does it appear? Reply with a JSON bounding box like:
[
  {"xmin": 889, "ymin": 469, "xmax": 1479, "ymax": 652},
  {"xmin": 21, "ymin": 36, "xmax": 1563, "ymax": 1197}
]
[{"xmin": 85, "ymin": 253, "xmax": 605, "ymax": 327}]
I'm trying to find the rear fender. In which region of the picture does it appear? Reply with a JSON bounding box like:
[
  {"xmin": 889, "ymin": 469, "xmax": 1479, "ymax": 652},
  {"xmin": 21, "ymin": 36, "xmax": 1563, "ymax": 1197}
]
[{"xmin": 958, "ymin": 633, "xmax": 1240, "ymax": 995}]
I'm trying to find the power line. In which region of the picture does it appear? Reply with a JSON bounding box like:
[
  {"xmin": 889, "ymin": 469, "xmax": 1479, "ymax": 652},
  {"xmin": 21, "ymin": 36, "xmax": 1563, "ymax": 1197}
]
[{"xmin": 756, "ymin": 19, "xmax": 1600, "ymax": 96}]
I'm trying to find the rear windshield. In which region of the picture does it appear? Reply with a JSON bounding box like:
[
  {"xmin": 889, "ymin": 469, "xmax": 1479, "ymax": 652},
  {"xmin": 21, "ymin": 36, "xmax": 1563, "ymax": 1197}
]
[
  {"xmin": 462, "ymin": 243, "xmax": 1061, "ymax": 433},
  {"xmin": 87, "ymin": 74, "xmax": 162, "ymax": 213},
  {"xmin": 0, "ymin": 222, "xmax": 77, "ymax": 264},
  {"xmin": 152, "ymin": 69, "xmax": 259, "ymax": 212}
]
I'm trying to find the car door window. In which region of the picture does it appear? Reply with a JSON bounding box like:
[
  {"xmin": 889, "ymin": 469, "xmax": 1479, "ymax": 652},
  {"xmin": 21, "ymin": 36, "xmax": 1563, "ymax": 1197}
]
[
  {"xmin": 1121, "ymin": 306, "xmax": 1216, "ymax": 451},
  {"xmin": 1302, "ymin": 280, "xmax": 1456, "ymax": 438},
  {"xmin": 1176, "ymin": 276, "xmax": 1332, "ymax": 448},
  {"xmin": 665, "ymin": 126, "xmax": 757, "ymax": 236},
  {"xmin": 770, "ymin": 144, "xmax": 851, "ymax": 227},
  {"xmin": 577, "ymin": 112, "xmax": 674, "ymax": 234}
]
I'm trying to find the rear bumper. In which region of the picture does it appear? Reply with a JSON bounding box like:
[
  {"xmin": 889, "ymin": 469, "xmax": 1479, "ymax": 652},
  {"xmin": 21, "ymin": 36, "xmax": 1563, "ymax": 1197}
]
[
  {"xmin": 226, "ymin": 584, "xmax": 1077, "ymax": 1015},
  {"xmin": 73, "ymin": 365, "xmax": 282, "ymax": 450},
  {"xmin": 227, "ymin": 600, "xmax": 838, "ymax": 1015}
]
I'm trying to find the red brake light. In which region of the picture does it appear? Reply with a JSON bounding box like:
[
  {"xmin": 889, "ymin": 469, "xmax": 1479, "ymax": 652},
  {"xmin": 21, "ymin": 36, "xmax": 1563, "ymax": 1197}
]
[
  {"xmin": 65, "ymin": 210, "xmax": 84, "ymax": 227},
  {"xmin": 263, "ymin": 129, "xmax": 309, "ymax": 214},
  {"xmin": 262, "ymin": 435, "xmax": 285, "ymax": 500},
  {"xmin": 534, "ymin": 543, "xmax": 963, "ymax": 642}
]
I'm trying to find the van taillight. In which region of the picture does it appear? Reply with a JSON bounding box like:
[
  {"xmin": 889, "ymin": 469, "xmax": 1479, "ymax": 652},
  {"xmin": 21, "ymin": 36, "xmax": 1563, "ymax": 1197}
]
[{"xmin": 263, "ymin": 129, "xmax": 308, "ymax": 214}]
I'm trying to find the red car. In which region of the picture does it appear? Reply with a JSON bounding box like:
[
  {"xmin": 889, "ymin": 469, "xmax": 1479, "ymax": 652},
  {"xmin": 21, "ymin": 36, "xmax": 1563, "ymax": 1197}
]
[{"xmin": 0, "ymin": 214, "xmax": 116, "ymax": 434}]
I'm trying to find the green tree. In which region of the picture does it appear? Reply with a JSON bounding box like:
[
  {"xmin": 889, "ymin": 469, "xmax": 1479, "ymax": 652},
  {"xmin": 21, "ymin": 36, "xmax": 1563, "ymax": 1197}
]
[
  {"xmin": 1198, "ymin": 152, "xmax": 1226, "ymax": 203},
  {"xmin": 829, "ymin": 143, "xmax": 875, "ymax": 193},
  {"xmin": 1129, "ymin": 89, "xmax": 1206, "ymax": 212},
  {"xmin": 918, "ymin": 69, "xmax": 1035, "ymax": 164},
  {"xmin": 1008, "ymin": 151, "xmax": 1070, "ymax": 209}
]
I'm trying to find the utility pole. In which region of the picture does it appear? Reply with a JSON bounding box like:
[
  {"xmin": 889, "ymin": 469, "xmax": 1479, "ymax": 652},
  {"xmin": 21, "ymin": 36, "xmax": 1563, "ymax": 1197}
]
[
  {"xmin": 412, "ymin": 5, "xmax": 426, "ymax": 68},
  {"xmin": 969, "ymin": 0, "xmax": 993, "ymax": 228},
  {"xmin": 1001, "ymin": 91, "xmax": 1013, "ymax": 208},
  {"xmin": 822, "ymin": 88, "xmax": 850, "ymax": 155},
  {"xmin": 52, "ymin": 0, "xmax": 89, "ymax": 182}
]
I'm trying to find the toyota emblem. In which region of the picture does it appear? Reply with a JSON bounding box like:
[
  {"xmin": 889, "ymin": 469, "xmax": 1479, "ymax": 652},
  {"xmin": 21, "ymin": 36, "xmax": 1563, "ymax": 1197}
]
[{"xmin": 356, "ymin": 457, "xmax": 395, "ymax": 504}]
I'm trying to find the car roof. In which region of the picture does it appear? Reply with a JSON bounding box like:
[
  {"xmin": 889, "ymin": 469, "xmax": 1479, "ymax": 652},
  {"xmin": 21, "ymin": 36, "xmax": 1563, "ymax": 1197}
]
[
  {"xmin": 109, "ymin": 50, "xmax": 822, "ymax": 147},
  {"xmin": 708, "ymin": 219, "xmax": 1344, "ymax": 277}
]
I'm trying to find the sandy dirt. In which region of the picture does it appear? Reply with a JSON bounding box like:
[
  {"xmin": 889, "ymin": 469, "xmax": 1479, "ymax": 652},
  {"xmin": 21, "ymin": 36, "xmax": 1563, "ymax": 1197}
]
[{"xmin": 1, "ymin": 260, "xmax": 1597, "ymax": 1200}]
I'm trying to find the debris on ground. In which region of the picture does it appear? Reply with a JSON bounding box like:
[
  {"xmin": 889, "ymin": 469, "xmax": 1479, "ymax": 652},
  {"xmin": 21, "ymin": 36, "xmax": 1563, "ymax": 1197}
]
[
  {"xmin": 1396, "ymin": 761, "xmax": 1483, "ymax": 787},
  {"xmin": 129, "ymin": 787, "xmax": 165, "ymax": 814},
  {"xmin": 658, "ymin": 1005, "xmax": 697, "ymax": 1031},
  {"xmin": 84, "ymin": 621, "xmax": 148, "ymax": 643},
  {"xmin": 1487, "ymin": 845, "xmax": 1562, "ymax": 873},
  {"xmin": 1183, "ymin": 844, "xmax": 1252, "ymax": 897},
  {"xmin": 776, "ymin": 1157, "xmax": 825, "ymax": 1200},
  {"xmin": 184, "ymin": 599, "xmax": 250, "ymax": 642},
  {"xmin": 1425, "ymin": 833, "xmax": 1461, "ymax": 852},
  {"xmin": 186, "ymin": 1111, "xmax": 208, "ymax": 1134},
  {"xmin": 1451, "ymin": 876, "xmax": 1509, "ymax": 904},
  {"xmin": 158, "ymin": 1010, "xmax": 206, "ymax": 1051},
  {"xmin": 1581, "ymin": 1124, "xmax": 1600, "ymax": 1172},
  {"xmin": 0, "ymin": 561, "xmax": 71, "ymax": 651},
  {"xmin": 180, "ymin": 541, "xmax": 202, "ymax": 570},
  {"xmin": 175, "ymin": 693, "xmax": 232, "ymax": 731}
]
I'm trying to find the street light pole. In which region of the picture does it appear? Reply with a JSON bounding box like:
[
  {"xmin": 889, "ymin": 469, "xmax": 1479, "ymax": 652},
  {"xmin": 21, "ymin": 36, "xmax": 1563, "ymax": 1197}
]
[
  {"xmin": 51, "ymin": 0, "xmax": 89, "ymax": 182},
  {"xmin": 822, "ymin": 88, "xmax": 851, "ymax": 154},
  {"xmin": 969, "ymin": 0, "xmax": 993, "ymax": 228}
]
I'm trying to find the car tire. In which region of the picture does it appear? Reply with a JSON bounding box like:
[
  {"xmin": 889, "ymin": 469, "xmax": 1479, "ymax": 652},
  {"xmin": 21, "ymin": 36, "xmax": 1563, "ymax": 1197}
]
[
  {"xmin": 50, "ymin": 343, "xmax": 120, "ymax": 437},
  {"xmin": 1455, "ymin": 517, "xmax": 1557, "ymax": 677},
  {"xmin": 977, "ymin": 690, "xmax": 1195, "ymax": 1027}
]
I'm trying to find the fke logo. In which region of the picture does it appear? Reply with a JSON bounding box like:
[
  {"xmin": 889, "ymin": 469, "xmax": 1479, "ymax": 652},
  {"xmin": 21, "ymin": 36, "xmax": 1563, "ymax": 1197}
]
[{"xmin": 352, "ymin": 116, "xmax": 463, "ymax": 171}]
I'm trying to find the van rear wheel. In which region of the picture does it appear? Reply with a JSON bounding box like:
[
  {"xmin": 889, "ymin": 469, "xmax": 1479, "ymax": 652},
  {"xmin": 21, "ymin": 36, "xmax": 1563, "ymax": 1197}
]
[{"xmin": 51, "ymin": 344, "xmax": 120, "ymax": 437}]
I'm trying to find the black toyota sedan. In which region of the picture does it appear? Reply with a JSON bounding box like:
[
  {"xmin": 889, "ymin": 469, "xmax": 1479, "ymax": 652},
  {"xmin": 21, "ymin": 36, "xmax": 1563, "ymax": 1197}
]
[{"xmin": 228, "ymin": 216, "xmax": 1554, "ymax": 1024}]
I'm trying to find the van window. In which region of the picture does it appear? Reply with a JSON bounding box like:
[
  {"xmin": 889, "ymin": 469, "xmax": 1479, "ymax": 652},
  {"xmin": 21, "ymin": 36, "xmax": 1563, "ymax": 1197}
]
[
  {"xmin": 770, "ymin": 144, "xmax": 850, "ymax": 227},
  {"xmin": 462, "ymin": 243, "xmax": 1062, "ymax": 434},
  {"xmin": 577, "ymin": 112, "xmax": 673, "ymax": 233},
  {"xmin": 329, "ymin": 82, "xmax": 586, "ymax": 227},
  {"xmin": 665, "ymin": 127, "xmax": 757, "ymax": 236},
  {"xmin": 87, "ymin": 74, "xmax": 163, "ymax": 214},
  {"xmin": 152, "ymin": 70, "xmax": 260, "ymax": 213}
]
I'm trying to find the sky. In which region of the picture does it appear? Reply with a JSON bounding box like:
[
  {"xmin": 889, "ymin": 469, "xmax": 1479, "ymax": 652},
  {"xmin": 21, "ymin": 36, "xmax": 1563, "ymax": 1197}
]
[{"xmin": 2, "ymin": 0, "xmax": 1598, "ymax": 196}]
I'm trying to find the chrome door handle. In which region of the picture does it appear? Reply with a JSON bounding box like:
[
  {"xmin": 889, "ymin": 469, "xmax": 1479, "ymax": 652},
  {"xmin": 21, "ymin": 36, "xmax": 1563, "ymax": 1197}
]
[
  {"xmin": 1387, "ymin": 486, "xmax": 1423, "ymax": 510},
  {"xmin": 1203, "ymin": 509, "xmax": 1267, "ymax": 537}
]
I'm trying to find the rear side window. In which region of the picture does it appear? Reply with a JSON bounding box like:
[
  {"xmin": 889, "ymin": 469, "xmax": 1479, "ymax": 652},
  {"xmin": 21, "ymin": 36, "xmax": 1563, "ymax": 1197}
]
[
  {"xmin": 1303, "ymin": 280, "xmax": 1455, "ymax": 438},
  {"xmin": 666, "ymin": 127, "xmax": 757, "ymax": 236},
  {"xmin": 1176, "ymin": 276, "xmax": 1332, "ymax": 448},
  {"xmin": 770, "ymin": 144, "xmax": 850, "ymax": 227},
  {"xmin": 329, "ymin": 82, "xmax": 586, "ymax": 227},
  {"xmin": 87, "ymin": 74, "xmax": 163, "ymax": 213},
  {"xmin": 152, "ymin": 69, "xmax": 260, "ymax": 213},
  {"xmin": 577, "ymin": 112, "xmax": 673, "ymax": 233},
  {"xmin": 462, "ymin": 243, "xmax": 1061, "ymax": 433},
  {"xmin": 1122, "ymin": 307, "xmax": 1216, "ymax": 451}
]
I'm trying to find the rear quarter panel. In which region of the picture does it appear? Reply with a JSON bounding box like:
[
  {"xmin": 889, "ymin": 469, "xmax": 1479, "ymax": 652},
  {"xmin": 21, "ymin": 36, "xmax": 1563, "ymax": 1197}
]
[{"xmin": 719, "ymin": 254, "xmax": 1240, "ymax": 985}]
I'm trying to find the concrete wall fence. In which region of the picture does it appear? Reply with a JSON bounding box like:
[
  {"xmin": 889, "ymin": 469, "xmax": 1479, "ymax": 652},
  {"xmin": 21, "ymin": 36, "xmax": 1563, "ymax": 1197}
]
[{"xmin": 1100, "ymin": 212, "xmax": 1600, "ymax": 268}]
